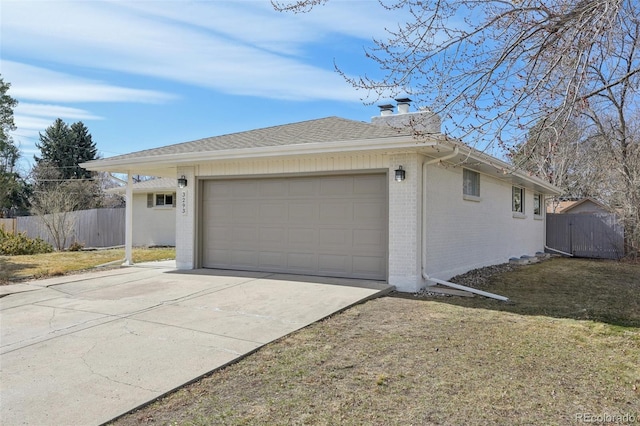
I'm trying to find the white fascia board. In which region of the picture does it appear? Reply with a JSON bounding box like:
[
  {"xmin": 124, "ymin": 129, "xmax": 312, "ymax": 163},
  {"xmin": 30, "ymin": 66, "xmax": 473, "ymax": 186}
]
[
  {"xmin": 447, "ymin": 143, "xmax": 561, "ymax": 195},
  {"xmin": 82, "ymin": 135, "xmax": 433, "ymax": 172}
]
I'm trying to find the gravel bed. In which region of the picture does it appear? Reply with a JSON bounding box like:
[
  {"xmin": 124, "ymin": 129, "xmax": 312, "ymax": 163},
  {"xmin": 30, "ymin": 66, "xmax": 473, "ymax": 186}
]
[{"xmin": 414, "ymin": 262, "xmax": 522, "ymax": 298}]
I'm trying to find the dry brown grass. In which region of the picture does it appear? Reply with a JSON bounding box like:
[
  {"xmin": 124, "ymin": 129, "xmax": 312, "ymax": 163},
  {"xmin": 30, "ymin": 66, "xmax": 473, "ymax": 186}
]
[
  {"xmin": 111, "ymin": 258, "xmax": 639, "ymax": 426},
  {"xmin": 0, "ymin": 247, "xmax": 175, "ymax": 283}
]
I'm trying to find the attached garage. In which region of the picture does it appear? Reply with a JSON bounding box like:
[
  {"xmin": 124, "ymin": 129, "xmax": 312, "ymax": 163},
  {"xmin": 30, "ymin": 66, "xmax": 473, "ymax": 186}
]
[{"xmin": 201, "ymin": 174, "xmax": 388, "ymax": 280}]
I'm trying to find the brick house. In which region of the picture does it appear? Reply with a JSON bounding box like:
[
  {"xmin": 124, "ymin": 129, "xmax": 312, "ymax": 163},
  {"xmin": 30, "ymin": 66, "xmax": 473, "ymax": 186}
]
[{"xmin": 84, "ymin": 101, "xmax": 559, "ymax": 292}]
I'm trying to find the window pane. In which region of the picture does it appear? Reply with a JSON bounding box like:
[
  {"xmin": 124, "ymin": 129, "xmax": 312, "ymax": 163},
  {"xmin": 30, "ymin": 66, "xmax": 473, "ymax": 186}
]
[
  {"xmin": 533, "ymin": 194, "xmax": 541, "ymax": 215},
  {"xmin": 165, "ymin": 194, "xmax": 174, "ymax": 206},
  {"xmin": 155, "ymin": 194, "xmax": 164, "ymax": 206},
  {"xmin": 463, "ymin": 169, "xmax": 480, "ymax": 197},
  {"xmin": 512, "ymin": 187, "xmax": 523, "ymax": 212}
]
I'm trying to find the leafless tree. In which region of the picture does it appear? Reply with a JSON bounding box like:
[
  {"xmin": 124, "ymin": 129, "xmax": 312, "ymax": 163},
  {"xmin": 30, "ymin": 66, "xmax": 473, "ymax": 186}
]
[
  {"xmin": 30, "ymin": 162, "xmax": 102, "ymax": 250},
  {"xmin": 274, "ymin": 0, "xmax": 639, "ymax": 153}
]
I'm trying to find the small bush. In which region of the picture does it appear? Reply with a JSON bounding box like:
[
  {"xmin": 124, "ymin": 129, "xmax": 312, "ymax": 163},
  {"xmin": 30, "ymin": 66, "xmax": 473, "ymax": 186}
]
[
  {"xmin": 0, "ymin": 228, "xmax": 54, "ymax": 255},
  {"xmin": 68, "ymin": 241, "xmax": 84, "ymax": 252}
]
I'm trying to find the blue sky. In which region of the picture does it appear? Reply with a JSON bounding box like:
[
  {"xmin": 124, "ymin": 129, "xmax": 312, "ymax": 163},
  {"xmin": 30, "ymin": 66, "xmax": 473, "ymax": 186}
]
[{"xmin": 2, "ymin": 0, "xmax": 414, "ymax": 173}]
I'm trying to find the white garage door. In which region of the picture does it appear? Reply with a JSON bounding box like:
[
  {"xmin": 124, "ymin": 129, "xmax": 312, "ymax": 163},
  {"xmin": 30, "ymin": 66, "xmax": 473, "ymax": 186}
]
[{"xmin": 201, "ymin": 174, "xmax": 387, "ymax": 280}]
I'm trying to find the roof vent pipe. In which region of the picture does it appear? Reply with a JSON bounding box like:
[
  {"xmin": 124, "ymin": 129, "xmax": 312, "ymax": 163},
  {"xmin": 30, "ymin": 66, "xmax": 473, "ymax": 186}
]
[
  {"xmin": 396, "ymin": 97, "xmax": 412, "ymax": 114},
  {"xmin": 378, "ymin": 104, "xmax": 394, "ymax": 116}
]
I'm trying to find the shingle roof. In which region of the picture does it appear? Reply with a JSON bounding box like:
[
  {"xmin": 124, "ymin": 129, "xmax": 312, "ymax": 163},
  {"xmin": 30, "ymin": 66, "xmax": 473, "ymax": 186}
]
[{"xmin": 104, "ymin": 116, "xmax": 409, "ymax": 162}]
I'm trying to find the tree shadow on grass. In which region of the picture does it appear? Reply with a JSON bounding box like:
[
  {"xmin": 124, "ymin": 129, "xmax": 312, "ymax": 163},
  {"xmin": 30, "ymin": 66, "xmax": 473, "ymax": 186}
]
[
  {"xmin": 0, "ymin": 257, "xmax": 38, "ymax": 284},
  {"xmin": 391, "ymin": 257, "xmax": 640, "ymax": 328}
]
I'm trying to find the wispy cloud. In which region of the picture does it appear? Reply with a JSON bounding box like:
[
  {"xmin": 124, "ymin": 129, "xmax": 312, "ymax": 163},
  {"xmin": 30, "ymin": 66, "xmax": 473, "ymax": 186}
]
[
  {"xmin": 1, "ymin": 1, "xmax": 397, "ymax": 102},
  {"xmin": 1, "ymin": 61, "xmax": 176, "ymax": 104}
]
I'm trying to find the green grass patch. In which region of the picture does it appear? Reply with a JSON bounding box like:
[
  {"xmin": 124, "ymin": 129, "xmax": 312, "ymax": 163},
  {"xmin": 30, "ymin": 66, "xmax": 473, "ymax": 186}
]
[{"xmin": 0, "ymin": 247, "xmax": 175, "ymax": 283}]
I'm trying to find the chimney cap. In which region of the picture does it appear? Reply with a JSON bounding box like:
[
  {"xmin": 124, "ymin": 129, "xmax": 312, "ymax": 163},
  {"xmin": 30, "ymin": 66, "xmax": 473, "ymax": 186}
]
[
  {"xmin": 395, "ymin": 97, "xmax": 412, "ymax": 104},
  {"xmin": 378, "ymin": 104, "xmax": 394, "ymax": 110}
]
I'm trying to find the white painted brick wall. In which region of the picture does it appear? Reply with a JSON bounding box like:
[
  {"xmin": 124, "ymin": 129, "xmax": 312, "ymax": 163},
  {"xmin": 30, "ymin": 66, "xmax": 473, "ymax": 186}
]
[
  {"xmin": 176, "ymin": 167, "xmax": 196, "ymax": 269},
  {"xmin": 388, "ymin": 153, "xmax": 423, "ymax": 292},
  {"xmin": 423, "ymin": 163, "xmax": 545, "ymax": 281}
]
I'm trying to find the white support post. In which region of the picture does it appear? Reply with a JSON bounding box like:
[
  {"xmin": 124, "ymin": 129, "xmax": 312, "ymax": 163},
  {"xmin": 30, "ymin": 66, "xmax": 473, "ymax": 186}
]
[{"xmin": 124, "ymin": 172, "xmax": 133, "ymax": 266}]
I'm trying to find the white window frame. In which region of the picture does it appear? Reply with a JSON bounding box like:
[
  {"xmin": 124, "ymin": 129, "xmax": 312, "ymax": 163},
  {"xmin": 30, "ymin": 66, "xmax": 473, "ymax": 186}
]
[
  {"xmin": 533, "ymin": 193, "xmax": 543, "ymax": 217},
  {"xmin": 512, "ymin": 186, "xmax": 525, "ymax": 218},
  {"xmin": 147, "ymin": 192, "xmax": 176, "ymax": 209},
  {"xmin": 463, "ymin": 169, "xmax": 481, "ymax": 201}
]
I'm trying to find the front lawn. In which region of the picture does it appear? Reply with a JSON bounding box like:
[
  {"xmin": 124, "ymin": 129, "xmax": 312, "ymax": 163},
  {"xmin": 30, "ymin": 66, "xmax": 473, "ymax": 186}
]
[
  {"xmin": 0, "ymin": 247, "xmax": 175, "ymax": 283},
  {"xmin": 112, "ymin": 258, "xmax": 640, "ymax": 425}
]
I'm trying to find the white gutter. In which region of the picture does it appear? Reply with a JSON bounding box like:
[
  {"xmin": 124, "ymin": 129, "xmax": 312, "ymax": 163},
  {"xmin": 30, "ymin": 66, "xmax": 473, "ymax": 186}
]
[
  {"xmin": 424, "ymin": 146, "xmax": 459, "ymax": 164},
  {"xmin": 420, "ymin": 145, "xmax": 510, "ymax": 302}
]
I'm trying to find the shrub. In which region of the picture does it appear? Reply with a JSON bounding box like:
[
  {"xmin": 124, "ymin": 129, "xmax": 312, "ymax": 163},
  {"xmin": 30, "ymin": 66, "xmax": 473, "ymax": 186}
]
[
  {"xmin": 68, "ymin": 241, "xmax": 84, "ymax": 252},
  {"xmin": 0, "ymin": 228, "xmax": 54, "ymax": 255}
]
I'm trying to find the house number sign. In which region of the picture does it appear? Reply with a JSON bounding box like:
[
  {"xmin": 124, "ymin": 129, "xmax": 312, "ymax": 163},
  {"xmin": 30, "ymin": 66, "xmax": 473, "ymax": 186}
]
[{"xmin": 180, "ymin": 190, "xmax": 187, "ymax": 216}]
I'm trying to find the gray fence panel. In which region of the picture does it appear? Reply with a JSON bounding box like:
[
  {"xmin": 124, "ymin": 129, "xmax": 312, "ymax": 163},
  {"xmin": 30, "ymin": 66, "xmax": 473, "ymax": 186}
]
[
  {"xmin": 15, "ymin": 208, "xmax": 125, "ymax": 249},
  {"xmin": 547, "ymin": 213, "xmax": 625, "ymax": 259}
]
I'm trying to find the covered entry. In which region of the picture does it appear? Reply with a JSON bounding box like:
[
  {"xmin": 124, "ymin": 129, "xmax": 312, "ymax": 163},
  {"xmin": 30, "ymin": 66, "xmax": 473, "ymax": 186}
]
[{"xmin": 201, "ymin": 174, "xmax": 388, "ymax": 279}]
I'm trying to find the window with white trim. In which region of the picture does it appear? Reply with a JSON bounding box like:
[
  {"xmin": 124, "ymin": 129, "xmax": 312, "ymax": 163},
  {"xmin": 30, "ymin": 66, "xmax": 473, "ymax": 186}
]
[
  {"xmin": 512, "ymin": 186, "xmax": 524, "ymax": 213},
  {"xmin": 463, "ymin": 169, "xmax": 480, "ymax": 198},
  {"xmin": 147, "ymin": 193, "xmax": 176, "ymax": 208},
  {"xmin": 533, "ymin": 193, "xmax": 542, "ymax": 216}
]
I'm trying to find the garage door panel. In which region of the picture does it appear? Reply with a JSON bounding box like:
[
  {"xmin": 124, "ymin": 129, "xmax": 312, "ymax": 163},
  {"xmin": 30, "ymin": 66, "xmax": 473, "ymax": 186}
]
[
  {"xmin": 354, "ymin": 229, "xmax": 386, "ymax": 247},
  {"xmin": 354, "ymin": 202, "xmax": 386, "ymax": 221},
  {"xmin": 233, "ymin": 182, "xmax": 259, "ymax": 197},
  {"xmin": 288, "ymin": 179, "xmax": 316, "ymax": 196},
  {"xmin": 260, "ymin": 204, "xmax": 287, "ymax": 222},
  {"xmin": 202, "ymin": 174, "xmax": 387, "ymax": 280},
  {"xmin": 319, "ymin": 203, "xmax": 353, "ymax": 222},
  {"xmin": 288, "ymin": 202, "xmax": 318, "ymax": 222},
  {"xmin": 259, "ymin": 180, "xmax": 288, "ymax": 196},
  {"xmin": 259, "ymin": 227, "xmax": 286, "ymax": 244},
  {"xmin": 259, "ymin": 252, "xmax": 286, "ymax": 269},
  {"xmin": 232, "ymin": 226, "xmax": 257, "ymax": 243},
  {"xmin": 318, "ymin": 254, "xmax": 349, "ymax": 275},
  {"xmin": 354, "ymin": 175, "xmax": 386, "ymax": 194},
  {"xmin": 353, "ymin": 256, "xmax": 386, "ymax": 277},
  {"xmin": 287, "ymin": 253, "xmax": 316, "ymax": 271},
  {"xmin": 319, "ymin": 228, "xmax": 352, "ymax": 246},
  {"xmin": 320, "ymin": 176, "xmax": 353, "ymax": 195},
  {"xmin": 288, "ymin": 228, "xmax": 318, "ymax": 245},
  {"xmin": 231, "ymin": 250, "xmax": 259, "ymax": 268}
]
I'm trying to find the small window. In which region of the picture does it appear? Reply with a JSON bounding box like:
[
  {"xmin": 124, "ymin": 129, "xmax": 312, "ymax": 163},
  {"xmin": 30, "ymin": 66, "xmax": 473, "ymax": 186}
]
[
  {"xmin": 512, "ymin": 186, "xmax": 524, "ymax": 213},
  {"xmin": 155, "ymin": 193, "xmax": 175, "ymax": 207},
  {"xmin": 463, "ymin": 169, "xmax": 480, "ymax": 197},
  {"xmin": 533, "ymin": 193, "xmax": 542, "ymax": 216}
]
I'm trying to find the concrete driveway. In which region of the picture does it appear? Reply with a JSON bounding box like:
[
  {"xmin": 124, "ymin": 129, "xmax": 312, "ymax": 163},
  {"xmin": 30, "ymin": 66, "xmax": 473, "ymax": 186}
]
[{"xmin": 0, "ymin": 262, "xmax": 391, "ymax": 425}]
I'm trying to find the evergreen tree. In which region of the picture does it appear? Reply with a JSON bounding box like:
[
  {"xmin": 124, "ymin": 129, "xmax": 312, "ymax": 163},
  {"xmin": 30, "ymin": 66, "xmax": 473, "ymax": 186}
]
[
  {"xmin": 35, "ymin": 118, "xmax": 98, "ymax": 180},
  {"xmin": 0, "ymin": 76, "xmax": 30, "ymax": 217}
]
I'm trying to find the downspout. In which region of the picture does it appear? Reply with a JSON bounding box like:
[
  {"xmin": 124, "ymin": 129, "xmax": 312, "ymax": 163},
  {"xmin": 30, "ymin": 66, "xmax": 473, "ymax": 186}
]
[
  {"xmin": 420, "ymin": 145, "xmax": 510, "ymax": 302},
  {"xmin": 544, "ymin": 246, "xmax": 573, "ymax": 257}
]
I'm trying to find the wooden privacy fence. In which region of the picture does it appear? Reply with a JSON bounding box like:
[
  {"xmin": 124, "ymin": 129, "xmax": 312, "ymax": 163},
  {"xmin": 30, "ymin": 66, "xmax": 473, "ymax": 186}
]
[
  {"xmin": 15, "ymin": 208, "xmax": 125, "ymax": 249},
  {"xmin": 0, "ymin": 218, "xmax": 17, "ymax": 234},
  {"xmin": 546, "ymin": 213, "xmax": 625, "ymax": 260}
]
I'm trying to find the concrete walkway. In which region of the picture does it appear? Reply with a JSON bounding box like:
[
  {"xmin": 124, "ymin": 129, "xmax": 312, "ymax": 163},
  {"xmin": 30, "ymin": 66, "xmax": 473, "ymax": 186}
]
[{"xmin": 0, "ymin": 262, "xmax": 391, "ymax": 425}]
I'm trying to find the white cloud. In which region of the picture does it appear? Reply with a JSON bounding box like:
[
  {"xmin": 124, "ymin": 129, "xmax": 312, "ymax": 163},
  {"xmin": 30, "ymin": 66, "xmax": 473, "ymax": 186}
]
[
  {"xmin": 0, "ymin": 0, "xmax": 398, "ymax": 102},
  {"xmin": 1, "ymin": 61, "xmax": 176, "ymax": 104},
  {"xmin": 16, "ymin": 103, "xmax": 103, "ymax": 121}
]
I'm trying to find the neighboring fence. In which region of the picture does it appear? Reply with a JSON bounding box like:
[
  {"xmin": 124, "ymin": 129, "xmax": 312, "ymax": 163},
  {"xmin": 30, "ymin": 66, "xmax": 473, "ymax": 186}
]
[
  {"xmin": 0, "ymin": 218, "xmax": 17, "ymax": 234},
  {"xmin": 15, "ymin": 208, "xmax": 125, "ymax": 249},
  {"xmin": 547, "ymin": 213, "xmax": 625, "ymax": 259}
]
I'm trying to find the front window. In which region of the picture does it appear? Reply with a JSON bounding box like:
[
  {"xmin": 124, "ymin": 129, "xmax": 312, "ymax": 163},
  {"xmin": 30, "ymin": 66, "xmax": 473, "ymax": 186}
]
[
  {"xmin": 512, "ymin": 186, "xmax": 524, "ymax": 213},
  {"xmin": 155, "ymin": 193, "xmax": 174, "ymax": 207}
]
